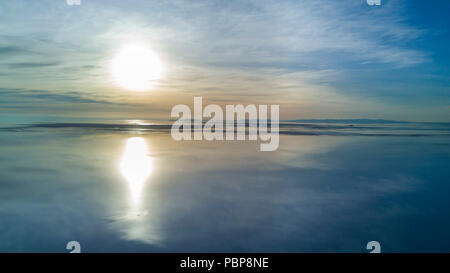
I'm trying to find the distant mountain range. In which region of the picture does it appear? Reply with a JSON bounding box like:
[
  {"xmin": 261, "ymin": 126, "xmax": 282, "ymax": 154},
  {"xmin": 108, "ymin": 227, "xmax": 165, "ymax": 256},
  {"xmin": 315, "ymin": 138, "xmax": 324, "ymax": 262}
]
[
  {"xmin": 287, "ymin": 119, "xmax": 410, "ymax": 124},
  {"xmin": 286, "ymin": 119, "xmax": 450, "ymax": 125}
]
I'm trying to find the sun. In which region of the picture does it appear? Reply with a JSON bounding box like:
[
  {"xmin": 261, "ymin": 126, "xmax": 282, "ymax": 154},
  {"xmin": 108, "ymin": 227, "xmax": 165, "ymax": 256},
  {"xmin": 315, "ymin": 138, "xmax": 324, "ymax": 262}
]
[{"xmin": 111, "ymin": 44, "xmax": 163, "ymax": 91}]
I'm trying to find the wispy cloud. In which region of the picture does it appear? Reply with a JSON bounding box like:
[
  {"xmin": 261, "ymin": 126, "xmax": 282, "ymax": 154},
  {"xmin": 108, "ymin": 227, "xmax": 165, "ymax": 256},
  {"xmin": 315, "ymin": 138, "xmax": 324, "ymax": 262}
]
[
  {"xmin": 6, "ymin": 62, "xmax": 60, "ymax": 69},
  {"xmin": 0, "ymin": 88, "xmax": 127, "ymax": 105},
  {"xmin": 0, "ymin": 0, "xmax": 447, "ymax": 121},
  {"xmin": 0, "ymin": 46, "xmax": 27, "ymax": 55}
]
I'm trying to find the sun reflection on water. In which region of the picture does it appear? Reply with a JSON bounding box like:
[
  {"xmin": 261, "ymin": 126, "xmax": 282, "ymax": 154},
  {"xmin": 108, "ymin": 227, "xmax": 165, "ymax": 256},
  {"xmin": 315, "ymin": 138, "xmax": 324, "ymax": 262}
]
[{"xmin": 120, "ymin": 137, "xmax": 153, "ymax": 206}]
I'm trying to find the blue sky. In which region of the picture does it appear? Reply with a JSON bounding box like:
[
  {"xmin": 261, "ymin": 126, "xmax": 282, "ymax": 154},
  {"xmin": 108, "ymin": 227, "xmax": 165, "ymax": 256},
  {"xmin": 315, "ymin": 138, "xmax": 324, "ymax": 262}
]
[{"xmin": 0, "ymin": 0, "xmax": 449, "ymax": 122}]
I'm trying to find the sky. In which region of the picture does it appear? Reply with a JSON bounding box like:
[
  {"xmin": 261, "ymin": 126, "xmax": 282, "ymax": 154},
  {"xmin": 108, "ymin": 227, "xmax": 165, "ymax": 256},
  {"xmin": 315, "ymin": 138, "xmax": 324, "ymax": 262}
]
[{"xmin": 0, "ymin": 0, "xmax": 449, "ymax": 122}]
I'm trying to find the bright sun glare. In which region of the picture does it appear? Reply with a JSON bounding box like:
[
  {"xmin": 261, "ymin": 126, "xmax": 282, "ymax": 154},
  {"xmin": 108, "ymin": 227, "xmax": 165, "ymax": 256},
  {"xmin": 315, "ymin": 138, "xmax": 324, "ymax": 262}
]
[
  {"xmin": 120, "ymin": 137, "xmax": 153, "ymax": 205},
  {"xmin": 112, "ymin": 44, "xmax": 163, "ymax": 91}
]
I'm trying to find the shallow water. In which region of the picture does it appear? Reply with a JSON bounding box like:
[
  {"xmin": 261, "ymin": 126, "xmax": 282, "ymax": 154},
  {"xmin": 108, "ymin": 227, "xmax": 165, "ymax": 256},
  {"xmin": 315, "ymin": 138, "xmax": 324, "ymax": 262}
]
[{"xmin": 0, "ymin": 122, "xmax": 449, "ymax": 252}]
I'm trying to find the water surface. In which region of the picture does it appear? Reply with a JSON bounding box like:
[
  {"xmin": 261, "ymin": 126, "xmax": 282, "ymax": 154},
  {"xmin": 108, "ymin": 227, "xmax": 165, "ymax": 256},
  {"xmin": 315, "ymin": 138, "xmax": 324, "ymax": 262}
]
[{"xmin": 0, "ymin": 121, "xmax": 449, "ymax": 252}]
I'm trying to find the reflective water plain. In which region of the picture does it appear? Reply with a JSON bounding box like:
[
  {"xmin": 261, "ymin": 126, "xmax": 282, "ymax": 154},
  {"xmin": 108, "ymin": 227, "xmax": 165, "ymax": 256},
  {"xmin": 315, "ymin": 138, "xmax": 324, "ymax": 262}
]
[{"xmin": 0, "ymin": 121, "xmax": 449, "ymax": 252}]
